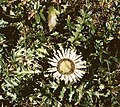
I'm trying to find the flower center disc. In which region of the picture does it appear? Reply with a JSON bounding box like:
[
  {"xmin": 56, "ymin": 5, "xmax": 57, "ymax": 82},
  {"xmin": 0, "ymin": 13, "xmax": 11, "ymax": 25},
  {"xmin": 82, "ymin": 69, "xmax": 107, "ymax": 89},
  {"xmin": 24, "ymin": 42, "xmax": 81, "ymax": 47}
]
[{"xmin": 57, "ymin": 59, "xmax": 75, "ymax": 75}]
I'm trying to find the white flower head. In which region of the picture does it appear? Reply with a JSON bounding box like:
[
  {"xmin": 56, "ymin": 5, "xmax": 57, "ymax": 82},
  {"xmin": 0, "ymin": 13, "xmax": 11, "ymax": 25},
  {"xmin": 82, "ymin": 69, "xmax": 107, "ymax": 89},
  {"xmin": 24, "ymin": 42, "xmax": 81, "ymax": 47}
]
[{"xmin": 48, "ymin": 47, "xmax": 86, "ymax": 84}]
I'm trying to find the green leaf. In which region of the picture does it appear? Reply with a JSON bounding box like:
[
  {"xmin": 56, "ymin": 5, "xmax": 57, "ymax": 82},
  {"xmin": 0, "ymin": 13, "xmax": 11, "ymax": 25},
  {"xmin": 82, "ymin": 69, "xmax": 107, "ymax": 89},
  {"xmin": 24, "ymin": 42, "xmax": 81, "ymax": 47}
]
[
  {"xmin": 10, "ymin": 79, "xmax": 18, "ymax": 86},
  {"xmin": 15, "ymin": 70, "xmax": 41, "ymax": 75},
  {"xmin": 69, "ymin": 90, "xmax": 75, "ymax": 102},
  {"xmin": 4, "ymin": 80, "xmax": 14, "ymax": 88},
  {"xmin": 59, "ymin": 87, "xmax": 66, "ymax": 101},
  {"xmin": 49, "ymin": 81, "xmax": 58, "ymax": 92},
  {"xmin": 41, "ymin": 96, "xmax": 48, "ymax": 106},
  {"xmin": 40, "ymin": 10, "xmax": 46, "ymax": 22},
  {"xmin": 35, "ymin": 13, "xmax": 41, "ymax": 24},
  {"xmin": 6, "ymin": 92, "xmax": 17, "ymax": 100},
  {"xmin": 34, "ymin": 1, "xmax": 40, "ymax": 10}
]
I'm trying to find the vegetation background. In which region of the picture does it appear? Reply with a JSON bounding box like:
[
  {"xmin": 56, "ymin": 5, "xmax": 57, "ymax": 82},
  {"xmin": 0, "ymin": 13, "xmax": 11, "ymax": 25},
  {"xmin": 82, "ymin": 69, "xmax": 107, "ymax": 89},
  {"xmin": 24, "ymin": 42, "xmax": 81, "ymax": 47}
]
[{"xmin": 0, "ymin": 0, "xmax": 120, "ymax": 106}]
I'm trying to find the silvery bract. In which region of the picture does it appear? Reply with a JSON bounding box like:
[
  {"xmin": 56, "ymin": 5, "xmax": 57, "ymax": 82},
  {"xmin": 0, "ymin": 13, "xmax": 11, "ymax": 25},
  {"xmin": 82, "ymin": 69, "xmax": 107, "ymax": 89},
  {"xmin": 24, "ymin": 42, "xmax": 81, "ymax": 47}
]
[{"xmin": 48, "ymin": 47, "xmax": 86, "ymax": 84}]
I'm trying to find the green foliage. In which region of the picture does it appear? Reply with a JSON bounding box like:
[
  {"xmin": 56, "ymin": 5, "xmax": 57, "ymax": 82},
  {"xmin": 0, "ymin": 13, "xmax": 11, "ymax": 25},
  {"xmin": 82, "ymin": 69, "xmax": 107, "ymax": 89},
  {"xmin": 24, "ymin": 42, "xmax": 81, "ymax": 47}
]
[{"xmin": 0, "ymin": 0, "xmax": 120, "ymax": 106}]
